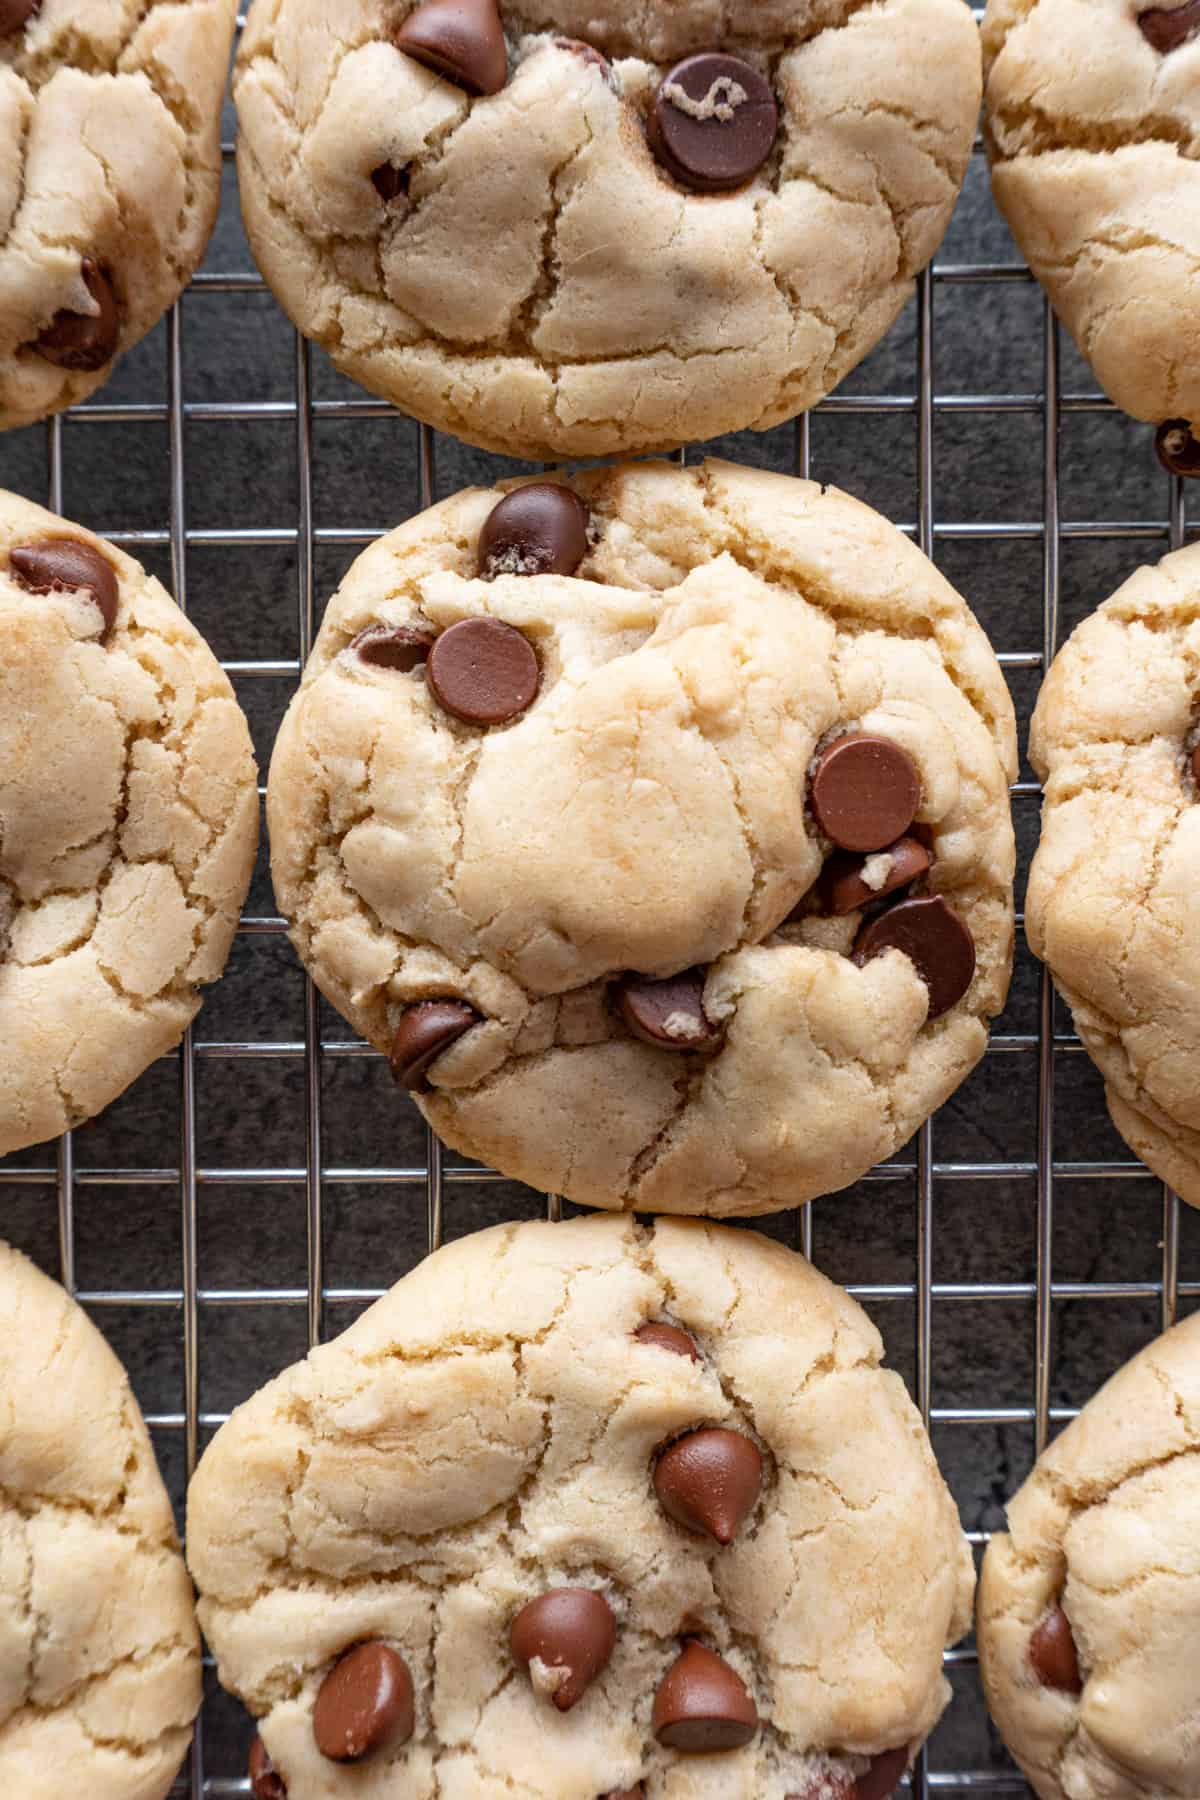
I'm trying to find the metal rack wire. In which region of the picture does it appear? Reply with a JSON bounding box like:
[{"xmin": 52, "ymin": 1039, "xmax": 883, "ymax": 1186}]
[{"xmin": 2, "ymin": 114, "xmax": 1197, "ymax": 1796}]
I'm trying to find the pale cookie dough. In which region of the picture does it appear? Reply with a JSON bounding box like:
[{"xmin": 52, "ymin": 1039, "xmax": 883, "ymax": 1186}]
[
  {"xmin": 267, "ymin": 459, "xmax": 1017, "ymax": 1217},
  {"xmin": 0, "ymin": 1240, "xmax": 201, "ymax": 1797},
  {"xmin": 0, "ymin": 490, "xmax": 260, "ymax": 1157},
  {"xmin": 233, "ymin": 0, "xmax": 981, "ymax": 460},
  {"xmin": 0, "ymin": 0, "xmax": 236, "ymax": 432},
  {"xmin": 978, "ymin": 1307, "xmax": 1200, "ymax": 1800},
  {"xmin": 1027, "ymin": 539, "xmax": 1200, "ymax": 1207},
  {"xmin": 188, "ymin": 1214, "xmax": 976, "ymax": 1800},
  {"xmin": 983, "ymin": 0, "xmax": 1200, "ymax": 431}
]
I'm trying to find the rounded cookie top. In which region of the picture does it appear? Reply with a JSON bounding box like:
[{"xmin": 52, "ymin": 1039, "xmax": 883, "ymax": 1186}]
[
  {"xmin": 983, "ymin": 0, "xmax": 1200, "ymax": 430},
  {"xmin": 1027, "ymin": 539, "xmax": 1200, "ymax": 1208},
  {"xmin": 233, "ymin": 0, "xmax": 981, "ymax": 460},
  {"xmin": 0, "ymin": 1241, "xmax": 201, "ymax": 1798},
  {"xmin": 188, "ymin": 1214, "xmax": 976, "ymax": 1799},
  {"xmin": 0, "ymin": 490, "xmax": 260, "ymax": 1157},
  {"xmin": 0, "ymin": 0, "xmax": 236, "ymax": 431},
  {"xmin": 978, "ymin": 1308, "xmax": 1200, "ymax": 1800},
  {"xmin": 267, "ymin": 459, "xmax": 1017, "ymax": 1218}
]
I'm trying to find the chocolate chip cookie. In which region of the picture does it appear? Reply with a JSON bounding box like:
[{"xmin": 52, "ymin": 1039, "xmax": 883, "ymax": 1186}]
[
  {"xmin": 267, "ymin": 460, "xmax": 1017, "ymax": 1216},
  {"xmin": 1027, "ymin": 540, "xmax": 1200, "ymax": 1208},
  {"xmin": 233, "ymin": 0, "xmax": 981, "ymax": 460},
  {"xmin": 0, "ymin": 0, "xmax": 235, "ymax": 431},
  {"xmin": 978, "ymin": 1307, "xmax": 1200, "ymax": 1799},
  {"xmin": 0, "ymin": 491, "xmax": 259, "ymax": 1156},
  {"xmin": 0, "ymin": 1240, "xmax": 201, "ymax": 1796},
  {"xmin": 983, "ymin": 0, "xmax": 1200, "ymax": 439},
  {"xmin": 187, "ymin": 1214, "xmax": 976, "ymax": 1800}
]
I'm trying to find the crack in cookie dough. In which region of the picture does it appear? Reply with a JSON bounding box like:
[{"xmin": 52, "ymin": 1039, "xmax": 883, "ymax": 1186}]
[
  {"xmin": 233, "ymin": 0, "xmax": 980, "ymax": 459},
  {"xmin": 267, "ymin": 460, "xmax": 1016, "ymax": 1217},
  {"xmin": 983, "ymin": 0, "xmax": 1200, "ymax": 426},
  {"xmin": 0, "ymin": 491, "xmax": 260, "ymax": 1156},
  {"xmin": 0, "ymin": 1242, "xmax": 201, "ymax": 1799},
  {"xmin": 0, "ymin": 0, "xmax": 236, "ymax": 431},
  {"xmin": 1027, "ymin": 538, "xmax": 1200, "ymax": 1209},
  {"xmin": 978, "ymin": 1308, "xmax": 1200, "ymax": 1800},
  {"xmin": 188, "ymin": 1214, "xmax": 976, "ymax": 1799}
]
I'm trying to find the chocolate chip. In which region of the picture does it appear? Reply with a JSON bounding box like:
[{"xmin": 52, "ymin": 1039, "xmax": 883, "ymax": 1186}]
[
  {"xmin": 1155, "ymin": 418, "xmax": 1200, "ymax": 476},
  {"xmin": 1139, "ymin": 0, "xmax": 1200, "ymax": 50},
  {"xmin": 648, "ymin": 53, "xmax": 778, "ymax": 194},
  {"xmin": 614, "ymin": 969, "xmax": 722, "ymax": 1053},
  {"xmin": 821, "ymin": 835, "xmax": 931, "ymax": 917},
  {"xmin": 478, "ymin": 483, "xmax": 590, "ymax": 579},
  {"xmin": 395, "ymin": 0, "xmax": 507, "ymax": 95},
  {"xmin": 0, "ymin": 0, "xmax": 38, "ymax": 32},
  {"xmin": 350, "ymin": 623, "xmax": 433, "ymax": 671},
  {"xmin": 635, "ymin": 1321, "xmax": 700, "ymax": 1360},
  {"xmin": 10, "ymin": 538, "xmax": 119, "ymax": 639},
  {"xmin": 1029, "ymin": 1603, "xmax": 1083, "ymax": 1694},
  {"xmin": 426, "ymin": 617, "xmax": 540, "ymax": 725},
  {"xmin": 652, "ymin": 1640, "xmax": 758, "ymax": 1751},
  {"xmin": 248, "ymin": 1735, "xmax": 287, "ymax": 1800},
  {"xmin": 853, "ymin": 894, "xmax": 975, "ymax": 1021},
  {"xmin": 1191, "ymin": 744, "xmax": 1200, "ymax": 786},
  {"xmin": 389, "ymin": 1000, "xmax": 479, "ymax": 1091},
  {"xmin": 313, "ymin": 1642, "xmax": 414, "ymax": 1763},
  {"xmin": 34, "ymin": 259, "xmax": 119, "ymax": 371},
  {"xmin": 371, "ymin": 163, "xmax": 410, "ymax": 202},
  {"xmin": 510, "ymin": 1588, "xmax": 616, "ymax": 1711},
  {"xmin": 653, "ymin": 1427, "xmax": 762, "ymax": 1544},
  {"xmin": 810, "ymin": 734, "xmax": 922, "ymax": 853},
  {"xmin": 856, "ymin": 1749, "xmax": 911, "ymax": 1800}
]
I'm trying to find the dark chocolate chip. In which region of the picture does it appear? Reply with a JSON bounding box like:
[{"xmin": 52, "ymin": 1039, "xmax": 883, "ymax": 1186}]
[
  {"xmin": 350, "ymin": 623, "xmax": 433, "ymax": 671},
  {"xmin": 821, "ymin": 835, "xmax": 931, "ymax": 916},
  {"xmin": 312, "ymin": 1642, "xmax": 414, "ymax": 1763},
  {"xmin": 0, "ymin": 0, "xmax": 38, "ymax": 32},
  {"xmin": 426, "ymin": 616, "xmax": 540, "ymax": 725},
  {"xmin": 635, "ymin": 1321, "xmax": 700, "ymax": 1360},
  {"xmin": 810, "ymin": 734, "xmax": 922, "ymax": 853},
  {"xmin": 1191, "ymin": 744, "xmax": 1200, "ymax": 786},
  {"xmin": 10, "ymin": 537, "xmax": 119, "ymax": 639},
  {"xmin": 371, "ymin": 162, "xmax": 410, "ymax": 202},
  {"xmin": 478, "ymin": 483, "xmax": 590, "ymax": 579},
  {"xmin": 389, "ymin": 1000, "xmax": 479, "ymax": 1091},
  {"xmin": 614, "ymin": 968, "xmax": 722, "ymax": 1053},
  {"xmin": 395, "ymin": 0, "xmax": 507, "ymax": 95},
  {"xmin": 852, "ymin": 894, "xmax": 975, "ymax": 1021},
  {"xmin": 34, "ymin": 259, "xmax": 119, "ymax": 371},
  {"xmin": 653, "ymin": 1426, "xmax": 763, "ymax": 1544},
  {"xmin": 1155, "ymin": 418, "xmax": 1200, "ymax": 476},
  {"xmin": 856, "ymin": 1748, "xmax": 911, "ymax": 1800},
  {"xmin": 1029, "ymin": 1604, "xmax": 1083, "ymax": 1694},
  {"xmin": 648, "ymin": 53, "xmax": 778, "ymax": 194},
  {"xmin": 510, "ymin": 1588, "xmax": 616, "ymax": 1711},
  {"xmin": 652, "ymin": 1640, "xmax": 758, "ymax": 1751},
  {"xmin": 1139, "ymin": 0, "xmax": 1200, "ymax": 50},
  {"xmin": 249, "ymin": 1735, "xmax": 287, "ymax": 1800}
]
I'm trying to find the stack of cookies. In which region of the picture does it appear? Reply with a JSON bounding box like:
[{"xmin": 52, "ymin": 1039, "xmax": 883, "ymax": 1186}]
[{"xmin": 5, "ymin": 0, "xmax": 1200, "ymax": 1794}]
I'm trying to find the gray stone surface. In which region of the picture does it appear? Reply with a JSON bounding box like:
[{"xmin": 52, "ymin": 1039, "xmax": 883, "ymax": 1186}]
[{"xmin": 2, "ymin": 98, "xmax": 1195, "ymax": 1796}]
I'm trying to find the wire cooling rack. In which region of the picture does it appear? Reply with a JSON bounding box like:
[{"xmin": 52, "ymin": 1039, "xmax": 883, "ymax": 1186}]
[{"xmin": 3, "ymin": 62, "xmax": 1199, "ymax": 1798}]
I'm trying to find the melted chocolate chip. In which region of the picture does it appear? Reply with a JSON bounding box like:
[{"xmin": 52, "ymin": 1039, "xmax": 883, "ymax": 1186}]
[
  {"xmin": 1156, "ymin": 418, "xmax": 1200, "ymax": 476},
  {"xmin": 389, "ymin": 1000, "xmax": 480, "ymax": 1091},
  {"xmin": 395, "ymin": 0, "xmax": 508, "ymax": 95},
  {"xmin": 1191, "ymin": 743, "xmax": 1200, "ymax": 787},
  {"xmin": 350, "ymin": 623, "xmax": 433, "ymax": 671},
  {"xmin": 34, "ymin": 259, "xmax": 119, "ymax": 371},
  {"xmin": 510, "ymin": 1588, "xmax": 616, "ymax": 1711},
  {"xmin": 648, "ymin": 53, "xmax": 778, "ymax": 194},
  {"xmin": 652, "ymin": 1640, "xmax": 758, "ymax": 1751},
  {"xmin": 852, "ymin": 894, "xmax": 976, "ymax": 1021},
  {"xmin": 653, "ymin": 1427, "xmax": 763, "ymax": 1544},
  {"xmin": 371, "ymin": 162, "xmax": 410, "ymax": 202},
  {"xmin": 1029, "ymin": 1604, "xmax": 1083, "ymax": 1694},
  {"xmin": 312, "ymin": 1642, "xmax": 414, "ymax": 1763},
  {"xmin": 635, "ymin": 1321, "xmax": 700, "ymax": 1360},
  {"xmin": 1139, "ymin": 0, "xmax": 1200, "ymax": 51},
  {"xmin": 614, "ymin": 968, "xmax": 722, "ymax": 1053},
  {"xmin": 820, "ymin": 835, "xmax": 931, "ymax": 917},
  {"xmin": 426, "ymin": 616, "xmax": 540, "ymax": 725},
  {"xmin": 856, "ymin": 1749, "xmax": 911, "ymax": 1800},
  {"xmin": 248, "ymin": 1735, "xmax": 287, "ymax": 1800},
  {"xmin": 478, "ymin": 483, "xmax": 590, "ymax": 579},
  {"xmin": 10, "ymin": 538, "xmax": 119, "ymax": 639},
  {"xmin": 0, "ymin": 0, "xmax": 39, "ymax": 32},
  {"xmin": 810, "ymin": 734, "xmax": 922, "ymax": 853}
]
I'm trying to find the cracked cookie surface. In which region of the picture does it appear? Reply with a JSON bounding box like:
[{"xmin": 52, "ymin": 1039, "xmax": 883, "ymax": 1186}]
[
  {"xmin": 978, "ymin": 1307, "xmax": 1200, "ymax": 1799},
  {"xmin": 1027, "ymin": 540, "xmax": 1200, "ymax": 1208},
  {"xmin": 233, "ymin": 0, "xmax": 981, "ymax": 460},
  {"xmin": 0, "ymin": 489, "xmax": 260, "ymax": 1157},
  {"xmin": 267, "ymin": 459, "xmax": 1017, "ymax": 1217},
  {"xmin": 187, "ymin": 1213, "xmax": 976, "ymax": 1799},
  {"xmin": 0, "ymin": 1240, "xmax": 201, "ymax": 1797},
  {"xmin": 983, "ymin": 0, "xmax": 1200, "ymax": 428},
  {"xmin": 0, "ymin": 0, "xmax": 236, "ymax": 431}
]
